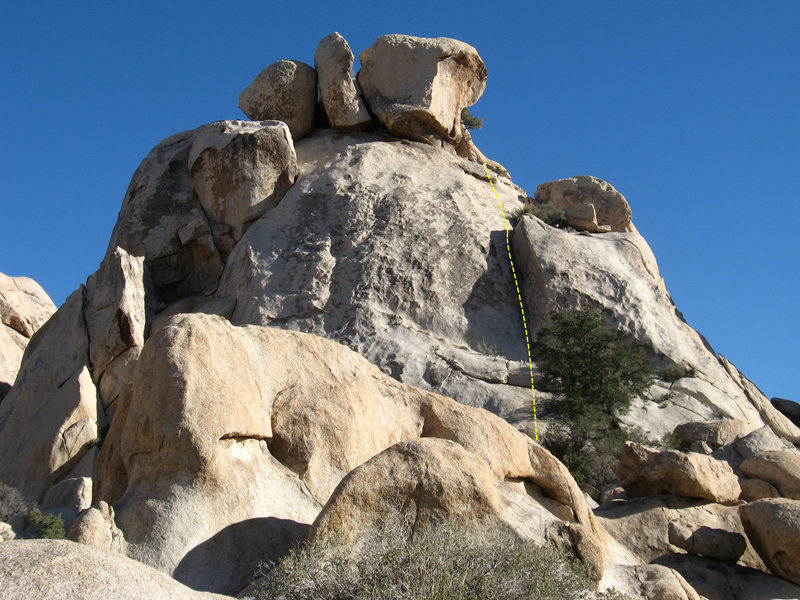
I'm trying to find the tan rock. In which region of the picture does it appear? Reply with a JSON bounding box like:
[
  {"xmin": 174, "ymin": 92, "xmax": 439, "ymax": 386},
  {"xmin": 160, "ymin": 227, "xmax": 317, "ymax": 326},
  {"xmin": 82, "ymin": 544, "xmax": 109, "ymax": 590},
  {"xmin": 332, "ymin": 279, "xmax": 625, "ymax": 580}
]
[
  {"xmin": 0, "ymin": 288, "xmax": 100, "ymax": 504},
  {"xmin": 735, "ymin": 424, "xmax": 795, "ymax": 459},
  {"xmin": 740, "ymin": 450, "xmax": 800, "ymax": 499},
  {"xmin": 41, "ymin": 476, "xmax": 92, "ymax": 515},
  {"xmin": 0, "ymin": 272, "xmax": 56, "ymax": 338},
  {"xmin": 238, "ymin": 60, "xmax": 317, "ymax": 140},
  {"xmin": 740, "ymin": 498, "xmax": 800, "ymax": 585},
  {"xmin": 739, "ymin": 477, "xmax": 780, "ymax": 501},
  {"xmin": 602, "ymin": 563, "xmax": 701, "ymax": 600},
  {"xmin": 673, "ymin": 419, "xmax": 749, "ymax": 449},
  {"xmin": 534, "ymin": 176, "xmax": 632, "ymax": 232},
  {"xmin": 617, "ymin": 442, "xmax": 741, "ymax": 503},
  {"xmin": 67, "ymin": 501, "xmax": 126, "ymax": 554},
  {"xmin": 189, "ymin": 120, "xmax": 298, "ymax": 241},
  {"xmin": 314, "ymin": 32, "xmax": 372, "ymax": 130},
  {"xmin": 357, "ymin": 35, "xmax": 486, "ymax": 144},
  {"xmin": 564, "ymin": 201, "xmax": 601, "ymax": 232},
  {"xmin": 85, "ymin": 247, "xmax": 146, "ymax": 385},
  {"xmin": 0, "ymin": 539, "xmax": 232, "ymax": 600}
]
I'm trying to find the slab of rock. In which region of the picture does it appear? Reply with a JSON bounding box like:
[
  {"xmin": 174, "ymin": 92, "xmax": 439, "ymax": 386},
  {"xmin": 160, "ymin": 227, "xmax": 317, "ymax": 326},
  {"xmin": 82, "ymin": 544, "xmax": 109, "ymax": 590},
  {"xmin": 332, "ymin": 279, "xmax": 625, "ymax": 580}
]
[
  {"xmin": 0, "ymin": 288, "xmax": 101, "ymax": 505},
  {"xmin": 40, "ymin": 476, "xmax": 92, "ymax": 515},
  {"xmin": 740, "ymin": 450, "xmax": 800, "ymax": 499},
  {"xmin": 673, "ymin": 419, "xmax": 749, "ymax": 449},
  {"xmin": 534, "ymin": 176, "xmax": 632, "ymax": 232},
  {"xmin": 739, "ymin": 477, "xmax": 780, "ymax": 501},
  {"xmin": 239, "ymin": 60, "xmax": 317, "ymax": 140},
  {"xmin": 314, "ymin": 32, "xmax": 372, "ymax": 130},
  {"xmin": 0, "ymin": 539, "xmax": 232, "ymax": 600},
  {"xmin": 617, "ymin": 442, "xmax": 741, "ymax": 503},
  {"xmin": 772, "ymin": 397, "xmax": 800, "ymax": 427},
  {"xmin": 667, "ymin": 520, "xmax": 746, "ymax": 561},
  {"xmin": 189, "ymin": 120, "xmax": 297, "ymax": 241},
  {"xmin": 513, "ymin": 214, "xmax": 765, "ymax": 441},
  {"xmin": 740, "ymin": 498, "xmax": 800, "ymax": 585},
  {"xmin": 601, "ymin": 563, "xmax": 701, "ymax": 600},
  {"xmin": 734, "ymin": 424, "xmax": 795, "ymax": 459},
  {"xmin": 357, "ymin": 35, "xmax": 487, "ymax": 145}
]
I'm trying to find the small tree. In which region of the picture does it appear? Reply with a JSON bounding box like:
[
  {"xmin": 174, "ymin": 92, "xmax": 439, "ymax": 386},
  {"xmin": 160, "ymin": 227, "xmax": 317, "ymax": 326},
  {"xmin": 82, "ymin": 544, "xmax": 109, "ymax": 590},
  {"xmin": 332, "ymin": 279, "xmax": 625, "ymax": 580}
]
[
  {"xmin": 535, "ymin": 308, "xmax": 653, "ymax": 486},
  {"xmin": 461, "ymin": 107, "xmax": 483, "ymax": 130}
]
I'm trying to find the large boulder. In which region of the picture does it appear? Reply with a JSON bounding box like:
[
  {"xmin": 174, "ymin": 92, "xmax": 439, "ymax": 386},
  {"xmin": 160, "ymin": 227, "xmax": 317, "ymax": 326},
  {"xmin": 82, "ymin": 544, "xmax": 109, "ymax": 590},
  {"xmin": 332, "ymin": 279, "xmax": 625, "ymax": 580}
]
[
  {"xmin": 357, "ymin": 35, "xmax": 487, "ymax": 145},
  {"xmin": 314, "ymin": 32, "xmax": 372, "ymax": 130},
  {"xmin": 95, "ymin": 312, "xmax": 598, "ymax": 594},
  {"xmin": 513, "ymin": 213, "xmax": 771, "ymax": 442},
  {"xmin": 534, "ymin": 176, "xmax": 632, "ymax": 232},
  {"xmin": 617, "ymin": 442, "xmax": 741, "ymax": 503},
  {"xmin": 740, "ymin": 450, "xmax": 800, "ymax": 499},
  {"xmin": 772, "ymin": 397, "xmax": 800, "ymax": 427},
  {"xmin": 667, "ymin": 520, "xmax": 746, "ymax": 562},
  {"xmin": 238, "ymin": 60, "xmax": 317, "ymax": 140},
  {"xmin": 740, "ymin": 498, "xmax": 800, "ymax": 585},
  {"xmin": 673, "ymin": 419, "xmax": 749, "ymax": 449},
  {"xmin": 0, "ymin": 539, "xmax": 232, "ymax": 600},
  {"xmin": 189, "ymin": 120, "xmax": 298, "ymax": 243},
  {"xmin": 0, "ymin": 272, "xmax": 56, "ymax": 398}
]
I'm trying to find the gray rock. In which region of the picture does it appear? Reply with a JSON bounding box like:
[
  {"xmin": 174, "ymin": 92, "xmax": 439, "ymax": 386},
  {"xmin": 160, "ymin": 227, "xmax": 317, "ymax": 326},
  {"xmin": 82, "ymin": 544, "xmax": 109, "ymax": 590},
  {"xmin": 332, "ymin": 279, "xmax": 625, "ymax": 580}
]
[
  {"xmin": 239, "ymin": 60, "xmax": 317, "ymax": 140},
  {"xmin": 735, "ymin": 425, "xmax": 794, "ymax": 459},
  {"xmin": 667, "ymin": 520, "xmax": 746, "ymax": 561},
  {"xmin": 314, "ymin": 32, "xmax": 372, "ymax": 130},
  {"xmin": 40, "ymin": 477, "xmax": 92, "ymax": 515},
  {"xmin": 772, "ymin": 397, "xmax": 800, "ymax": 427}
]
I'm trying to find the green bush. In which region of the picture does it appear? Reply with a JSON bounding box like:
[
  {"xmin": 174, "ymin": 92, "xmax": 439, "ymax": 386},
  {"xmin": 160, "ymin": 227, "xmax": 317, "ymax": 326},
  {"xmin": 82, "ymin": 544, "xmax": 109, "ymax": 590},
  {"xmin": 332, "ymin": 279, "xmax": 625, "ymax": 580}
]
[
  {"xmin": 536, "ymin": 309, "xmax": 654, "ymax": 488},
  {"xmin": 659, "ymin": 362, "xmax": 695, "ymax": 383},
  {"xmin": 248, "ymin": 520, "xmax": 628, "ymax": 600},
  {"xmin": 517, "ymin": 201, "xmax": 569, "ymax": 228},
  {"xmin": 26, "ymin": 509, "xmax": 66, "ymax": 539},
  {"xmin": 461, "ymin": 107, "xmax": 483, "ymax": 130}
]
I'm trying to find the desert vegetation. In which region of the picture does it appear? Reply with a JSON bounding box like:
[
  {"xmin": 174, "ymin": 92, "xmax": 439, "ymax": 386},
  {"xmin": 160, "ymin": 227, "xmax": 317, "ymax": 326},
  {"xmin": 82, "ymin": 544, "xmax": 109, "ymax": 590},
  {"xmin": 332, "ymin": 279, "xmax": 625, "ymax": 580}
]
[
  {"xmin": 535, "ymin": 308, "xmax": 654, "ymax": 489},
  {"xmin": 248, "ymin": 519, "xmax": 628, "ymax": 600}
]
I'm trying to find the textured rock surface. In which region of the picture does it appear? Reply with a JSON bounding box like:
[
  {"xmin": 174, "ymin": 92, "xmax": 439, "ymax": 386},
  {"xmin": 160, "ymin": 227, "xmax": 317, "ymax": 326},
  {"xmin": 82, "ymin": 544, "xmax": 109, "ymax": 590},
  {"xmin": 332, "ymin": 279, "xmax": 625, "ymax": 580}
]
[
  {"xmin": 189, "ymin": 120, "xmax": 297, "ymax": 241},
  {"xmin": 739, "ymin": 477, "xmax": 780, "ymax": 501},
  {"xmin": 0, "ymin": 539, "xmax": 232, "ymax": 600},
  {"xmin": 617, "ymin": 442, "xmax": 741, "ymax": 503},
  {"xmin": 95, "ymin": 313, "xmax": 597, "ymax": 593},
  {"xmin": 667, "ymin": 520, "xmax": 746, "ymax": 561},
  {"xmin": 0, "ymin": 272, "xmax": 56, "ymax": 397},
  {"xmin": 673, "ymin": 419, "xmax": 749, "ymax": 449},
  {"xmin": 67, "ymin": 501, "xmax": 127, "ymax": 553},
  {"xmin": 740, "ymin": 450, "xmax": 800, "ymax": 499},
  {"xmin": 217, "ymin": 130, "xmax": 533, "ymax": 423},
  {"xmin": 239, "ymin": 60, "xmax": 317, "ymax": 140},
  {"xmin": 602, "ymin": 563, "xmax": 700, "ymax": 600},
  {"xmin": 0, "ymin": 288, "xmax": 100, "ymax": 504},
  {"xmin": 534, "ymin": 176, "xmax": 632, "ymax": 232},
  {"xmin": 358, "ymin": 35, "xmax": 486, "ymax": 145},
  {"xmin": 513, "ymin": 214, "xmax": 776, "ymax": 442},
  {"xmin": 740, "ymin": 498, "xmax": 800, "ymax": 585},
  {"xmin": 314, "ymin": 32, "xmax": 372, "ymax": 130}
]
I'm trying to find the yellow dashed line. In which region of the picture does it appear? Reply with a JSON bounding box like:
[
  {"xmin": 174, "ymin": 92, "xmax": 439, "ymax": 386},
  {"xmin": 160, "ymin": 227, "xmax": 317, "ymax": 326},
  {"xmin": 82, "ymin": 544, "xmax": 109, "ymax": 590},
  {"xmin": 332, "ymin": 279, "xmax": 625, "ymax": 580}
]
[{"xmin": 482, "ymin": 164, "xmax": 538, "ymax": 440}]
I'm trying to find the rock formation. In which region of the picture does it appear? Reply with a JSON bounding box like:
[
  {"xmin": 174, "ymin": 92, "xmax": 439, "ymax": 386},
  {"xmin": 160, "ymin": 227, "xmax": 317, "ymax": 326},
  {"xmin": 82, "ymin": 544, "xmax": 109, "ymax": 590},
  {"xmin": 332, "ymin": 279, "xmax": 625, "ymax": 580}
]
[{"xmin": 1, "ymin": 31, "xmax": 799, "ymax": 600}]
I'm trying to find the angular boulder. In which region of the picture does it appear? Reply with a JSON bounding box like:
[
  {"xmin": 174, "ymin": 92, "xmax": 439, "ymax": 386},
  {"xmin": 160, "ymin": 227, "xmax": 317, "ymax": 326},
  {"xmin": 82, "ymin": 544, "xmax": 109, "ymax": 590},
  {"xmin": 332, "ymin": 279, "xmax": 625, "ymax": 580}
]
[
  {"xmin": 534, "ymin": 175, "xmax": 632, "ymax": 232},
  {"xmin": 740, "ymin": 498, "xmax": 800, "ymax": 585},
  {"xmin": 0, "ymin": 272, "xmax": 56, "ymax": 399},
  {"xmin": 239, "ymin": 60, "xmax": 317, "ymax": 140},
  {"xmin": 735, "ymin": 424, "xmax": 795, "ymax": 459},
  {"xmin": 740, "ymin": 450, "xmax": 800, "ymax": 499},
  {"xmin": 617, "ymin": 442, "xmax": 741, "ymax": 503},
  {"xmin": 673, "ymin": 419, "xmax": 749, "ymax": 449},
  {"xmin": 739, "ymin": 478, "xmax": 780, "ymax": 501},
  {"xmin": 189, "ymin": 120, "xmax": 298, "ymax": 242},
  {"xmin": 314, "ymin": 32, "xmax": 372, "ymax": 130},
  {"xmin": 772, "ymin": 397, "xmax": 800, "ymax": 427},
  {"xmin": 0, "ymin": 539, "xmax": 232, "ymax": 600},
  {"xmin": 357, "ymin": 35, "xmax": 486, "ymax": 145}
]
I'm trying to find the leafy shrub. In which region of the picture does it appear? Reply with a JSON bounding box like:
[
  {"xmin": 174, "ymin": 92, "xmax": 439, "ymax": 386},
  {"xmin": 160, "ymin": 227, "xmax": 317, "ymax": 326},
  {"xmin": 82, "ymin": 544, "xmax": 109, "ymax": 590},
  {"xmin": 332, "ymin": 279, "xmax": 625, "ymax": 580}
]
[
  {"xmin": 461, "ymin": 107, "xmax": 483, "ymax": 130},
  {"xmin": 26, "ymin": 509, "xmax": 66, "ymax": 539},
  {"xmin": 249, "ymin": 520, "xmax": 629, "ymax": 600},
  {"xmin": 535, "ymin": 309, "xmax": 654, "ymax": 488},
  {"xmin": 517, "ymin": 201, "xmax": 569, "ymax": 228},
  {"xmin": 659, "ymin": 362, "xmax": 696, "ymax": 383}
]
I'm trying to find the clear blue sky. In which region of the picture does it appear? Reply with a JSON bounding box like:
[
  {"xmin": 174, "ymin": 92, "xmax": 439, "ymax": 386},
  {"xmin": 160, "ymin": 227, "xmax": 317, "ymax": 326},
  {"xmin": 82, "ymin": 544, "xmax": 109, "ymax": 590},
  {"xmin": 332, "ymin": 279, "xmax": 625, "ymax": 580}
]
[{"xmin": 2, "ymin": 1, "xmax": 798, "ymax": 401}]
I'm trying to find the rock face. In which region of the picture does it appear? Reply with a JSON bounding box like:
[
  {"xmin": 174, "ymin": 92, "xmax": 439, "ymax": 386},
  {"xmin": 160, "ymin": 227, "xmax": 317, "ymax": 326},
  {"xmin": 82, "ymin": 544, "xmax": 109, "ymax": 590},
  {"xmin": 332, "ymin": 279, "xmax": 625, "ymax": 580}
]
[
  {"xmin": 314, "ymin": 32, "xmax": 372, "ymax": 130},
  {"xmin": 358, "ymin": 35, "xmax": 487, "ymax": 145},
  {"xmin": 740, "ymin": 450, "xmax": 800, "ymax": 499},
  {"xmin": 189, "ymin": 120, "xmax": 298, "ymax": 242},
  {"xmin": 534, "ymin": 176, "xmax": 632, "ymax": 232},
  {"xmin": 617, "ymin": 442, "xmax": 741, "ymax": 503},
  {"xmin": 740, "ymin": 498, "xmax": 800, "ymax": 585},
  {"xmin": 92, "ymin": 312, "xmax": 597, "ymax": 593},
  {"xmin": 0, "ymin": 272, "xmax": 56, "ymax": 398},
  {"xmin": 238, "ymin": 60, "xmax": 317, "ymax": 140},
  {"xmin": 0, "ymin": 539, "xmax": 232, "ymax": 600}
]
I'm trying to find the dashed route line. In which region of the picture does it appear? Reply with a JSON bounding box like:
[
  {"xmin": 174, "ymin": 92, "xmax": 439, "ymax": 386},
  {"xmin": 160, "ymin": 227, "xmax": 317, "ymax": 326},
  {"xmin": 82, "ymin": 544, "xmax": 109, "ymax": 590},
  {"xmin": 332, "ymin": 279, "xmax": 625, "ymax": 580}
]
[{"xmin": 481, "ymin": 163, "xmax": 538, "ymax": 440}]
